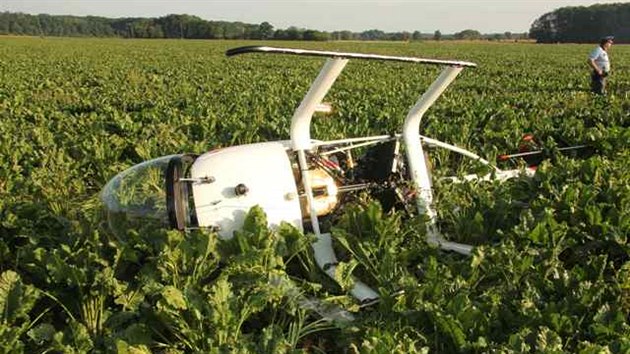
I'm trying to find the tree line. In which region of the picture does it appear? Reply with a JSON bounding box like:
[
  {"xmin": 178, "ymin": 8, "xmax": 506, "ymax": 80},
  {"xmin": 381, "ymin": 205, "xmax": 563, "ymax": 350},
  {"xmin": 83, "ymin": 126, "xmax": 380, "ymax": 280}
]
[
  {"xmin": 0, "ymin": 12, "xmax": 528, "ymax": 41},
  {"xmin": 529, "ymin": 3, "xmax": 629, "ymax": 43}
]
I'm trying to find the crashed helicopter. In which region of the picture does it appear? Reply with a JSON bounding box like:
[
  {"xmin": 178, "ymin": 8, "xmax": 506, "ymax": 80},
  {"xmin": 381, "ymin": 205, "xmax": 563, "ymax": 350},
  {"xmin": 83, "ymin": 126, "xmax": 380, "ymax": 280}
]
[{"xmin": 102, "ymin": 46, "xmax": 543, "ymax": 303}]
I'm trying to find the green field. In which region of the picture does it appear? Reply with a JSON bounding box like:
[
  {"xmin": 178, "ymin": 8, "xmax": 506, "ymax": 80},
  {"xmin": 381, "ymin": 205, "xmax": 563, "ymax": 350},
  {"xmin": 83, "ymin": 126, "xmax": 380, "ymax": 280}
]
[{"xmin": 1, "ymin": 38, "xmax": 629, "ymax": 353}]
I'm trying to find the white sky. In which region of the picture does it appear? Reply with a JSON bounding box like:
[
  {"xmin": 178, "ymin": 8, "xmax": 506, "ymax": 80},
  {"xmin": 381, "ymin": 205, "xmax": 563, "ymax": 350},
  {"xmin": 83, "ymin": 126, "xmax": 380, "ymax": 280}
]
[{"xmin": 1, "ymin": 0, "xmax": 624, "ymax": 34}]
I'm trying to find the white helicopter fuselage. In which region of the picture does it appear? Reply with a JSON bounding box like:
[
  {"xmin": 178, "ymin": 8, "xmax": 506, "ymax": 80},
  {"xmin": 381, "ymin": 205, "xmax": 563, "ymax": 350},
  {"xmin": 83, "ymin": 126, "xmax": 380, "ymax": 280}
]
[{"xmin": 191, "ymin": 141, "xmax": 302, "ymax": 238}]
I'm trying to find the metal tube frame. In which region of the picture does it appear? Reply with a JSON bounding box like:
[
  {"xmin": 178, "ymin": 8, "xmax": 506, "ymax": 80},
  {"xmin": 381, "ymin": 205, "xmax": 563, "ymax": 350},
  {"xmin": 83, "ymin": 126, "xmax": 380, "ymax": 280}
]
[
  {"xmin": 290, "ymin": 58, "xmax": 477, "ymax": 302},
  {"xmin": 290, "ymin": 58, "xmax": 348, "ymax": 151},
  {"xmin": 231, "ymin": 47, "xmax": 528, "ymax": 302},
  {"xmin": 291, "ymin": 58, "xmax": 379, "ymax": 302}
]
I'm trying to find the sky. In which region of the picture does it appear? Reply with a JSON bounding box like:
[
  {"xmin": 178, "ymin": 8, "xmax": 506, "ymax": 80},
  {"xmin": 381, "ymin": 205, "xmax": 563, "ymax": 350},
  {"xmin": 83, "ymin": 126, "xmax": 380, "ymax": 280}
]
[{"xmin": 2, "ymin": 0, "xmax": 624, "ymax": 34}]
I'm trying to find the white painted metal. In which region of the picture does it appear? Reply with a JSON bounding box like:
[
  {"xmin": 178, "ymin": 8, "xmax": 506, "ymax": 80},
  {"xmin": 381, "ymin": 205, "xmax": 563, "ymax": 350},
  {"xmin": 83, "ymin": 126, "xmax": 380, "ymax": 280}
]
[
  {"xmin": 191, "ymin": 142, "xmax": 302, "ymax": 239},
  {"xmin": 402, "ymin": 66, "xmax": 464, "ymax": 222},
  {"xmin": 426, "ymin": 233, "xmax": 473, "ymax": 255},
  {"xmin": 315, "ymin": 103, "xmax": 333, "ymax": 113},
  {"xmin": 313, "ymin": 134, "xmax": 496, "ymax": 170},
  {"xmin": 295, "ymin": 116, "xmax": 382, "ymax": 301},
  {"xmin": 296, "ymin": 149, "xmax": 322, "ymax": 235},
  {"xmin": 442, "ymin": 167, "xmax": 536, "ymax": 183},
  {"xmin": 227, "ymin": 46, "xmax": 477, "ymax": 68},
  {"xmin": 297, "ymin": 147, "xmax": 379, "ymax": 300},
  {"xmin": 291, "ymin": 57, "xmax": 380, "ymax": 302},
  {"xmin": 399, "ymin": 66, "xmax": 480, "ymax": 257},
  {"xmin": 312, "ymin": 135, "xmax": 393, "ymax": 148},
  {"xmin": 318, "ymin": 139, "xmax": 394, "ymax": 156},
  {"xmin": 291, "ymin": 58, "xmax": 348, "ymax": 151},
  {"xmin": 420, "ymin": 136, "xmax": 497, "ymax": 169},
  {"xmin": 298, "ymin": 147, "xmax": 379, "ymax": 300},
  {"xmin": 312, "ymin": 233, "xmax": 380, "ymax": 301}
]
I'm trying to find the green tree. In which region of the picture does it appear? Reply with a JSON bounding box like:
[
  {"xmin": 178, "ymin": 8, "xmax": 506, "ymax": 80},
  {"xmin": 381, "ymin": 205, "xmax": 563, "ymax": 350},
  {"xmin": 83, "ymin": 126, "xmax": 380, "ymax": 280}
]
[
  {"xmin": 258, "ymin": 21, "xmax": 274, "ymax": 39},
  {"xmin": 360, "ymin": 29, "xmax": 386, "ymax": 40},
  {"xmin": 303, "ymin": 29, "xmax": 330, "ymax": 41},
  {"xmin": 273, "ymin": 29, "xmax": 287, "ymax": 40},
  {"xmin": 529, "ymin": 3, "xmax": 630, "ymax": 43},
  {"xmin": 454, "ymin": 29, "xmax": 482, "ymax": 40},
  {"xmin": 286, "ymin": 26, "xmax": 302, "ymax": 40}
]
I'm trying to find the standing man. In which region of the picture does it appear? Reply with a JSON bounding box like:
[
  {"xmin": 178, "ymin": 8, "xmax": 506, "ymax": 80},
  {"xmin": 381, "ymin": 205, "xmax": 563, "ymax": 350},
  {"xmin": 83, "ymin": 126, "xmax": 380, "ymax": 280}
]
[{"xmin": 588, "ymin": 36, "xmax": 613, "ymax": 95}]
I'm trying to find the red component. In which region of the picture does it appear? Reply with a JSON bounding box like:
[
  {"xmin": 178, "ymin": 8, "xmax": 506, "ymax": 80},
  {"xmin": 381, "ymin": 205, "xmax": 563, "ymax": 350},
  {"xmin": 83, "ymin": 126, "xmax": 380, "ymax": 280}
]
[
  {"xmin": 498, "ymin": 154, "xmax": 509, "ymax": 161},
  {"xmin": 521, "ymin": 134, "xmax": 535, "ymax": 142},
  {"xmin": 519, "ymin": 134, "xmax": 539, "ymax": 152},
  {"xmin": 321, "ymin": 158, "xmax": 339, "ymax": 169}
]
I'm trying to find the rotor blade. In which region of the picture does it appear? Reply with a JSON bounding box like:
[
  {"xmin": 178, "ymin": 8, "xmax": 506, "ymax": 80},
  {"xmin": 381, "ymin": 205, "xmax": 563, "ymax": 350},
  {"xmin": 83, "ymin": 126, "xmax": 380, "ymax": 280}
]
[{"xmin": 226, "ymin": 46, "xmax": 477, "ymax": 67}]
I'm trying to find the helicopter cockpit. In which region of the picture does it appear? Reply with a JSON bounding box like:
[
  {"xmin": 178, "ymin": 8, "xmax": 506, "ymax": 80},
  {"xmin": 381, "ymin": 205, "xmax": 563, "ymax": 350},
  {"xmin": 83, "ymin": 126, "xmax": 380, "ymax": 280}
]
[
  {"xmin": 101, "ymin": 141, "xmax": 325, "ymax": 239},
  {"xmin": 101, "ymin": 154, "xmax": 199, "ymax": 236}
]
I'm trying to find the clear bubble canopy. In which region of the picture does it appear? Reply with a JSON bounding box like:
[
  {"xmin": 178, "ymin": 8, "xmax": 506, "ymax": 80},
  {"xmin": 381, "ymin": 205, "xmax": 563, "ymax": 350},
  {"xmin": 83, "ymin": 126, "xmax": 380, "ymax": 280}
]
[{"xmin": 101, "ymin": 154, "xmax": 197, "ymax": 236}]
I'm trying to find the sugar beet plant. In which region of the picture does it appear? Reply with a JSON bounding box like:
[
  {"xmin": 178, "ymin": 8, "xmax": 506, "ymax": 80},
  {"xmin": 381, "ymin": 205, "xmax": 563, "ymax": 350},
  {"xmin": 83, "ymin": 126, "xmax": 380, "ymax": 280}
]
[{"xmin": 0, "ymin": 38, "xmax": 628, "ymax": 352}]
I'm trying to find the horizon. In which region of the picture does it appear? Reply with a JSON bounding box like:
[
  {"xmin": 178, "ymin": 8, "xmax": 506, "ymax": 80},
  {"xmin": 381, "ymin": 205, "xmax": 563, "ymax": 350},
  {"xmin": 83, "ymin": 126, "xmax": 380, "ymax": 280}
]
[{"xmin": 2, "ymin": 0, "xmax": 623, "ymax": 35}]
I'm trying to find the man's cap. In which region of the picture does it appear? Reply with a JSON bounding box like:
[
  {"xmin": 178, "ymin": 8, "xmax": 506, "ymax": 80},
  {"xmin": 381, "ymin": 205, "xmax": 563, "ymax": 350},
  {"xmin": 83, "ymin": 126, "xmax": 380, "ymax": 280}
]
[{"xmin": 602, "ymin": 35, "xmax": 614, "ymax": 42}]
